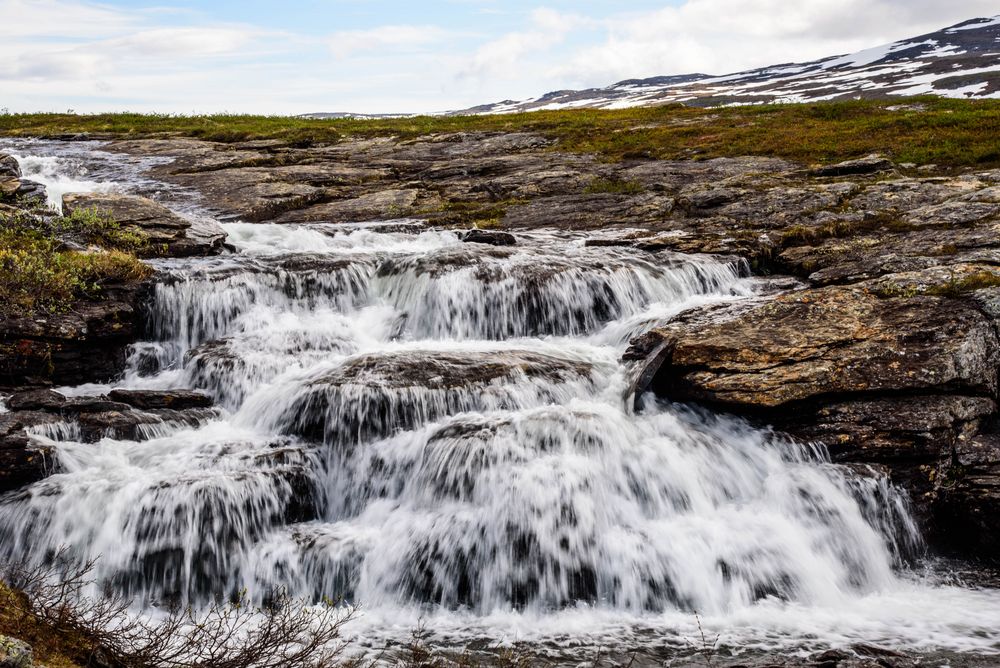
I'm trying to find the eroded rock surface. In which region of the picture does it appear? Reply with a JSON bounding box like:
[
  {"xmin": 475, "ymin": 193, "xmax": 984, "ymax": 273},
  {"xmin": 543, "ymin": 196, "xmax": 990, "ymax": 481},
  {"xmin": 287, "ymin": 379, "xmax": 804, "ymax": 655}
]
[{"xmin": 62, "ymin": 192, "xmax": 226, "ymax": 257}]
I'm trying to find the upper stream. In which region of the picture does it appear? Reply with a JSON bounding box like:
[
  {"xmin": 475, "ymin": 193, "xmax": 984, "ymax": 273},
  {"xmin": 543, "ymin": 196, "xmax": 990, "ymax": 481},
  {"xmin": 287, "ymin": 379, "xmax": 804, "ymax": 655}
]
[{"xmin": 3, "ymin": 139, "xmax": 1000, "ymax": 662}]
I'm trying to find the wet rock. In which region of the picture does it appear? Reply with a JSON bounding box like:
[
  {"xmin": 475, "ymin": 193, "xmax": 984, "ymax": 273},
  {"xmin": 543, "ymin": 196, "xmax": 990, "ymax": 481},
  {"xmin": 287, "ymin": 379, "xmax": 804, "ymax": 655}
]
[
  {"xmin": 0, "ymin": 411, "xmax": 58, "ymax": 492},
  {"xmin": 6, "ymin": 388, "xmax": 67, "ymax": 411},
  {"xmin": 0, "ymin": 287, "xmax": 147, "ymax": 388},
  {"xmin": 628, "ymin": 287, "xmax": 998, "ymax": 409},
  {"xmin": 75, "ymin": 406, "xmax": 218, "ymax": 442},
  {"xmin": 274, "ymin": 188, "xmax": 428, "ymax": 224},
  {"xmin": 62, "ymin": 193, "xmax": 225, "ymax": 257},
  {"xmin": 275, "ymin": 349, "xmax": 595, "ymax": 445},
  {"xmin": 459, "ymin": 229, "xmax": 516, "ymax": 246},
  {"xmin": 108, "ymin": 388, "xmax": 213, "ymax": 410},
  {"xmin": 0, "ymin": 154, "xmax": 21, "ymax": 179},
  {"xmin": 63, "ymin": 396, "xmax": 134, "ymax": 413},
  {"xmin": 809, "ymin": 154, "xmax": 895, "ymax": 177},
  {"xmin": 934, "ymin": 434, "xmax": 1000, "ymax": 557}
]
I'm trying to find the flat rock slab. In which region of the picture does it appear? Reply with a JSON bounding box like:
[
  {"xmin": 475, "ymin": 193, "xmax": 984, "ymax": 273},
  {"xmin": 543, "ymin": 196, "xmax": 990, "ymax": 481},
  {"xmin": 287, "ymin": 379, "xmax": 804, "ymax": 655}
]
[
  {"xmin": 62, "ymin": 192, "xmax": 225, "ymax": 257},
  {"xmin": 629, "ymin": 286, "xmax": 999, "ymax": 409},
  {"xmin": 109, "ymin": 388, "xmax": 213, "ymax": 410}
]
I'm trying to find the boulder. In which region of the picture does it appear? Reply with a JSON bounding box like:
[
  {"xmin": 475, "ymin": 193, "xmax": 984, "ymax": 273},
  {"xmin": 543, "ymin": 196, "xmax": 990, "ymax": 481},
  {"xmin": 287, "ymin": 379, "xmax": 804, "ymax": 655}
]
[
  {"xmin": 809, "ymin": 154, "xmax": 895, "ymax": 177},
  {"xmin": 62, "ymin": 193, "xmax": 225, "ymax": 257},
  {"xmin": 628, "ymin": 287, "xmax": 998, "ymax": 409},
  {"xmin": 6, "ymin": 388, "xmax": 67, "ymax": 411},
  {"xmin": 0, "ymin": 154, "xmax": 21, "ymax": 179},
  {"xmin": 459, "ymin": 229, "xmax": 516, "ymax": 246},
  {"xmin": 0, "ymin": 177, "xmax": 46, "ymax": 203}
]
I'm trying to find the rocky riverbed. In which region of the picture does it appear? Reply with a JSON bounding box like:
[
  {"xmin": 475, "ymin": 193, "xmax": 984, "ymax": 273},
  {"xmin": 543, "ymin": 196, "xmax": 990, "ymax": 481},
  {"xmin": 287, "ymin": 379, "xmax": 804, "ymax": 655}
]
[
  {"xmin": 6, "ymin": 132, "xmax": 1000, "ymax": 561},
  {"xmin": 3, "ymin": 132, "xmax": 1000, "ymax": 664}
]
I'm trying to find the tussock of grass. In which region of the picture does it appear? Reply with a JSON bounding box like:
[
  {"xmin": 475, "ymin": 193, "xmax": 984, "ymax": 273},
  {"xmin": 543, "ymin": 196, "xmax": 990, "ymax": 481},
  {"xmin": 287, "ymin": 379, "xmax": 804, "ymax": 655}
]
[
  {"xmin": 0, "ymin": 208, "xmax": 151, "ymax": 318},
  {"xmin": 777, "ymin": 211, "xmax": 915, "ymax": 247},
  {"xmin": 925, "ymin": 271, "xmax": 1000, "ymax": 297},
  {"xmin": 440, "ymin": 198, "xmax": 527, "ymax": 227},
  {"xmin": 583, "ymin": 177, "xmax": 644, "ymax": 195},
  {"xmin": 2, "ymin": 97, "xmax": 999, "ymax": 168}
]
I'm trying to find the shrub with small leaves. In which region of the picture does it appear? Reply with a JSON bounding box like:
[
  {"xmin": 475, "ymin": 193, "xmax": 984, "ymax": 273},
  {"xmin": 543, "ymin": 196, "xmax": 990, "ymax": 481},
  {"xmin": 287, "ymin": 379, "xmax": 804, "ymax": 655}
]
[{"xmin": 0, "ymin": 206, "xmax": 151, "ymax": 318}]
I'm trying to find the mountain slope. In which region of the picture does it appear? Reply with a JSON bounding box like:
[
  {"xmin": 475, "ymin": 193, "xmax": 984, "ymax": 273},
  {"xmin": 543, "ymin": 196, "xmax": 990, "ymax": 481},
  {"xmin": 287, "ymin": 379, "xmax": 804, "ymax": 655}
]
[{"xmin": 462, "ymin": 16, "xmax": 1000, "ymax": 114}]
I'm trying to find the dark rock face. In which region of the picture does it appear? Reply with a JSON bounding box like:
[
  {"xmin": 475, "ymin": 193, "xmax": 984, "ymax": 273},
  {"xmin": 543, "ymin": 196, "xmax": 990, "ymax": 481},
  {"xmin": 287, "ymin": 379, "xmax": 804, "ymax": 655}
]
[
  {"xmin": 0, "ymin": 411, "xmax": 57, "ymax": 492},
  {"xmin": 935, "ymin": 435, "xmax": 1000, "ymax": 555},
  {"xmin": 0, "ymin": 283, "xmax": 149, "ymax": 389},
  {"xmin": 62, "ymin": 192, "xmax": 226, "ymax": 257}
]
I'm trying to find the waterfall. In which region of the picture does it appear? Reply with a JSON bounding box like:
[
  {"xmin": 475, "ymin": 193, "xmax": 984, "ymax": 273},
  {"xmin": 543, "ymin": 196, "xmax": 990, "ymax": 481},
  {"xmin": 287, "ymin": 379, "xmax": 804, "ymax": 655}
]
[{"xmin": 3, "ymin": 141, "xmax": 1000, "ymax": 658}]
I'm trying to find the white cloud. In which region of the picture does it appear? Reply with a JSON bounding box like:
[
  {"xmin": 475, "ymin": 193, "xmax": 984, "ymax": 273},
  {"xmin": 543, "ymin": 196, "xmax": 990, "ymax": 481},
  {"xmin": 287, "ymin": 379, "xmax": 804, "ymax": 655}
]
[
  {"xmin": 459, "ymin": 8, "xmax": 592, "ymax": 80},
  {"xmin": 2, "ymin": 0, "xmax": 137, "ymax": 38},
  {"xmin": 543, "ymin": 0, "xmax": 1000, "ymax": 86},
  {"xmin": 0, "ymin": 0, "xmax": 996, "ymax": 114},
  {"xmin": 329, "ymin": 25, "xmax": 452, "ymax": 58}
]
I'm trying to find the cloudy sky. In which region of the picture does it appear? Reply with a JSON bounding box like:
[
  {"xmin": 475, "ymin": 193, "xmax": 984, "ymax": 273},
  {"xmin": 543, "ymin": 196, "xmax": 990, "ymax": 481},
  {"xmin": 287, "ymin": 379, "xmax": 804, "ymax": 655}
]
[{"xmin": 3, "ymin": 0, "xmax": 998, "ymax": 115}]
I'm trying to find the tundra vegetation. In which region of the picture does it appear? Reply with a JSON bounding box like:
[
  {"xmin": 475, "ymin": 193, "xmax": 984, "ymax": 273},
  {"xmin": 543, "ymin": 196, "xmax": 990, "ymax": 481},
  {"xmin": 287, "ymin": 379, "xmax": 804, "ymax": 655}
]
[{"xmin": 1, "ymin": 97, "xmax": 998, "ymax": 169}]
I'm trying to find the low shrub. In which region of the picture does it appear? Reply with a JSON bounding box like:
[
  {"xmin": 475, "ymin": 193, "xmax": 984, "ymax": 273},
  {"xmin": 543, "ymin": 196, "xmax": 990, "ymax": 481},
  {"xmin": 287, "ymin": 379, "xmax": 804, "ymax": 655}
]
[{"xmin": 0, "ymin": 208, "xmax": 151, "ymax": 318}]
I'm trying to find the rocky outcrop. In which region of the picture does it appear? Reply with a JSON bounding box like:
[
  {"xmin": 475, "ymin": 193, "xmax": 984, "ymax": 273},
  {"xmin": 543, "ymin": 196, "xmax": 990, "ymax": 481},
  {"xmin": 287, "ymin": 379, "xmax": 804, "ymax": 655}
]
[
  {"xmin": 0, "ymin": 284, "xmax": 148, "ymax": 388},
  {"xmin": 628, "ymin": 287, "xmax": 998, "ymax": 408},
  {"xmin": 0, "ymin": 152, "xmax": 46, "ymax": 204},
  {"xmin": 9, "ymin": 134, "xmax": 1000, "ymax": 562},
  {"xmin": 0, "ymin": 389, "xmax": 219, "ymax": 492},
  {"xmin": 62, "ymin": 192, "xmax": 226, "ymax": 257}
]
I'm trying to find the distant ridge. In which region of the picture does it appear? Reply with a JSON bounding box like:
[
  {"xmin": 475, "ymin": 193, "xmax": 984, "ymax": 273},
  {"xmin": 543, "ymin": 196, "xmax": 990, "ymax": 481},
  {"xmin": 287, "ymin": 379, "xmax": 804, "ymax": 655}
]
[{"xmin": 457, "ymin": 15, "xmax": 1000, "ymax": 114}]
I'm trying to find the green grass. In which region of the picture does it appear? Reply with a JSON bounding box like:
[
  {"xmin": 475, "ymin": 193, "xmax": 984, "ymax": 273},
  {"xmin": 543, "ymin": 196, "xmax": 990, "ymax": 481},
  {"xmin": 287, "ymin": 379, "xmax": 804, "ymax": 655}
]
[
  {"xmin": 0, "ymin": 206, "xmax": 151, "ymax": 318},
  {"xmin": 925, "ymin": 271, "xmax": 1000, "ymax": 297},
  {"xmin": 583, "ymin": 177, "xmax": 645, "ymax": 195},
  {"xmin": 2, "ymin": 96, "xmax": 999, "ymax": 168}
]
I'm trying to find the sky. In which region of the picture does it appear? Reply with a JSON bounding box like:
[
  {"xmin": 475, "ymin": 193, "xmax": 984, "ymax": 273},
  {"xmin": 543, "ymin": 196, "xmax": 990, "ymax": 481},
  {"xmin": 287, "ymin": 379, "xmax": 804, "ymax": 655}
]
[{"xmin": 2, "ymin": 0, "xmax": 998, "ymax": 115}]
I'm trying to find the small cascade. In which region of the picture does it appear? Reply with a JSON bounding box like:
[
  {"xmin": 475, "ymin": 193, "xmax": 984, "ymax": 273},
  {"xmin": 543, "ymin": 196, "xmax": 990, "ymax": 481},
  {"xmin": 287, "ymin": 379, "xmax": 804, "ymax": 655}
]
[{"xmin": 3, "ymin": 142, "xmax": 999, "ymax": 656}]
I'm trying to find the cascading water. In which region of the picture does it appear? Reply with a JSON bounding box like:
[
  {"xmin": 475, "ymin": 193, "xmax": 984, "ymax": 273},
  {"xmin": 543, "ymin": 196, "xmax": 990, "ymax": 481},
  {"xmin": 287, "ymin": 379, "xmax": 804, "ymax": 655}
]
[{"xmin": 3, "ymin": 141, "xmax": 1000, "ymax": 661}]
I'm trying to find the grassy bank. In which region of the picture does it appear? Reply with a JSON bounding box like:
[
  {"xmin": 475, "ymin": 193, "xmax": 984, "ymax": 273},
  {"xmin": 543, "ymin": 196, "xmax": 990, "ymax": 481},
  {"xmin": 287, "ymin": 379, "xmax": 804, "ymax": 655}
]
[
  {"xmin": 0, "ymin": 204, "xmax": 151, "ymax": 318},
  {"xmin": 2, "ymin": 97, "xmax": 999, "ymax": 168}
]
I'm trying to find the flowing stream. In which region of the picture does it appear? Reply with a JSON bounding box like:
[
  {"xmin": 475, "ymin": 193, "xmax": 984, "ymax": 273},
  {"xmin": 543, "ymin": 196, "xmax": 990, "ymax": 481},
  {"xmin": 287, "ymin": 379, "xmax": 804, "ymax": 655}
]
[{"xmin": 3, "ymin": 139, "xmax": 1000, "ymax": 662}]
